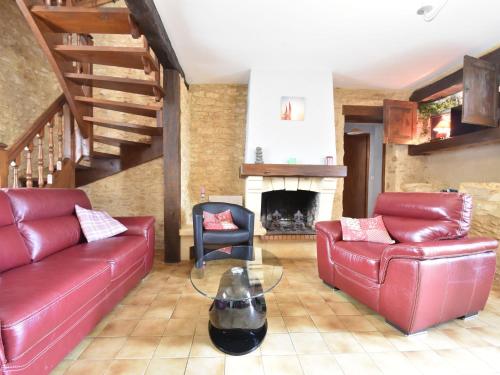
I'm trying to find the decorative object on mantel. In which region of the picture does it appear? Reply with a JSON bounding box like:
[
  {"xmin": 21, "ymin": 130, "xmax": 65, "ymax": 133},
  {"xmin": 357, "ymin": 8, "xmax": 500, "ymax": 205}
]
[
  {"xmin": 287, "ymin": 157, "xmax": 297, "ymax": 164},
  {"xmin": 240, "ymin": 163, "xmax": 347, "ymax": 178},
  {"xmin": 255, "ymin": 147, "xmax": 263, "ymax": 164},
  {"xmin": 325, "ymin": 156, "xmax": 334, "ymax": 165},
  {"xmin": 200, "ymin": 186, "xmax": 206, "ymax": 203},
  {"xmin": 280, "ymin": 97, "xmax": 305, "ymax": 121}
]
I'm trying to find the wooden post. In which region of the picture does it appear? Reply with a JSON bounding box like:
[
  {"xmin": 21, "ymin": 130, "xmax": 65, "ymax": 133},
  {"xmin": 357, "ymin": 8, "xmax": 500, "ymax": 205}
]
[
  {"xmin": 0, "ymin": 144, "xmax": 8, "ymax": 188},
  {"xmin": 10, "ymin": 161, "xmax": 19, "ymax": 188},
  {"xmin": 25, "ymin": 147, "xmax": 33, "ymax": 188},
  {"xmin": 36, "ymin": 134, "xmax": 44, "ymax": 188},
  {"xmin": 48, "ymin": 120, "xmax": 55, "ymax": 184},
  {"xmin": 163, "ymin": 69, "xmax": 181, "ymax": 263},
  {"xmin": 57, "ymin": 110, "xmax": 63, "ymax": 170}
]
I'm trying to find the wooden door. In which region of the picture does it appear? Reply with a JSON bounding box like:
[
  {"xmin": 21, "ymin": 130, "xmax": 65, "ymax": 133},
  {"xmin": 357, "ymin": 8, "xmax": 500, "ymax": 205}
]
[
  {"xmin": 343, "ymin": 133, "xmax": 370, "ymax": 218},
  {"xmin": 462, "ymin": 55, "xmax": 498, "ymax": 127},
  {"xmin": 383, "ymin": 99, "xmax": 417, "ymax": 144}
]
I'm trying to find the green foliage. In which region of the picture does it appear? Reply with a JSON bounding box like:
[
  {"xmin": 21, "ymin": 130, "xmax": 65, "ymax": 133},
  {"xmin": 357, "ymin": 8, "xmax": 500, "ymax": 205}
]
[{"xmin": 418, "ymin": 94, "xmax": 462, "ymax": 119}]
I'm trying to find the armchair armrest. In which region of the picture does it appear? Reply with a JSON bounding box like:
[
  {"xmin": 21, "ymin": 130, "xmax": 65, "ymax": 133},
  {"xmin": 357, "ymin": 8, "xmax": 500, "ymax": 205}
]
[
  {"xmin": 114, "ymin": 216, "xmax": 155, "ymax": 237},
  {"xmin": 315, "ymin": 221, "xmax": 342, "ymax": 244},
  {"xmin": 380, "ymin": 237, "xmax": 498, "ymax": 283}
]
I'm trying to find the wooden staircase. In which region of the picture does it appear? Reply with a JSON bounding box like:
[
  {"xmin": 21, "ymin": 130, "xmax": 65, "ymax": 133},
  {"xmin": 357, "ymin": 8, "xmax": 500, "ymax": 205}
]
[{"xmin": 11, "ymin": 0, "xmax": 165, "ymax": 187}]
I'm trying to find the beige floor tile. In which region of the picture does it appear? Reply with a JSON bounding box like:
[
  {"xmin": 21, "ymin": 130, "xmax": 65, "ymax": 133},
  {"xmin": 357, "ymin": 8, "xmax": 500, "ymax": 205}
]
[
  {"xmin": 190, "ymin": 335, "xmax": 224, "ymax": 357},
  {"xmin": 328, "ymin": 302, "xmax": 362, "ymax": 316},
  {"xmin": 266, "ymin": 302, "xmax": 282, "ymax": 317},
  {"xmin": 403, "ymin": 350, "xmax": 457, "ymax": 374},
  {"xmin": 104, "ymin": 359, "xmax": 149, "ymax": 375},
  {"xmin": 303, "ymin": 302, "xmax": 335, "ymax": 316},
  {"xmin": 284, "ymin": 316, "xmax": 318, "ymax": 333},
  {"xmin": 111, "ymin": 305, "xmax": 149, "ymax": 320},
  {"xmin": 436, "ymin": 348, "xmax": 495, "ymax": 374},
  {"xmin": 79, "ymin": 338, "xmax": 127, "ymax": 360},
  {"xmin": 171, "ymin": 303, "xmax": 202, "ymax": 318},
  {"xmin": 195, "ymin": 318, "xmax": 209, "ymax": 335},
  {"xmin": 65, "ymin": 360, "xmax": 111, "ymax": 375},
  {"xmin": 369, "ymin": 351, "xmax": 420, "ymax": 375},
  {"xmin": 51, "ymin": 359, "xmax": 74, "ymax": 374},
  {"xmin": 383, "ymin": 332, "xmax": 429, "ymax": 352},
  {"xmin": 121, "ymin": 293, "xmax": 157, "ymax": 306},
  {"xmin": 352, "ymin": 331, "xmax": 397, "ymax": 352},
  {"xmin": 260, "ymin": 333, "xmax": 296, "ymax": 355},
  {"xmin": 225, "ymin": 355, "xmax": 264, "ymax": 375},
  {"xmin": 321, "ymin": 332, "xmax": 364, "ymax": 353},
  {"xmin": 275, "ymin": 293, "xmax": 300, "ymax": 304},
  {"xmin": 365, "ymin": 315, "xmax": 400, "ymax": 333},
  {"xmin": 298, "ymin": 354, "xmax": 343, "ymax": 375},
  {"xmin": 415, "ymin": 330, "xmax": 461, "ymax": 350},
  {"xmin": 297, "ymin": 292, "xmax": 325, "ymax": 305},
  {"xmin": 290, "ymin": 332, "xmax": 330, "ymax": 354},
  {"xmin": 65, "ymin": 338, "xmax": 93, "ymax": 360},
  {"xmin": 319, "ymin": 291, "xmax": 351, "ymax": 303},
  {"xmin": 145, "ymin": 358, "xmax": 187, "ymax": 375},
  {"xmin": 335, "ymin": 353, "xmax": 383, "ymax": 375},
  {"xmin": 267, "ymin": 316, "xmax": 288, "ymax": 333},
  {"xmin": 115, "ymin": 337, "xmax": 161, "ymax": 359},
  {"xmin": 440, "ymin": 327, "xmax": 490, "ymax": 348},
  {"xmin": 99, "ymin": 320, "xmax": 140, "ymax": 338},
  {"xmin": 310, "ymin": 315, "xmax": 346, "ymax": 333},
  {"xmin": 338, "ymin": 315, "xmax": 377, "ymax": 331},
  {"xmin": 278, "ymin": 302, "xmax": 308, "ymax": 317},
  {"xmin": 131, "ymin": 319, "xmax": 169, "ymax": 337},
  {"xmin": 468, "ymin": 347, "xmax": 500, "ymax": 371},
  {"xmin": 164, "ymin": 318, "xmax": 197, "ymax": 336},
  {"xmin": 184, "ymin": 357, "xmax": 224, "ymax": 375},
  {"xmin": 142, "ymin": 305, "xmax": 174, "ymax": 319},
  {"xmin": 468, "ymin": 326, "xmax": 500, "ymax": 346},
  {"xmin": 154, "ymin": 336, "xmax": 193, "ymax": 358},
  {"xmin": 261, "ymin": 355, "xmax": 303, "ymax": 375}
]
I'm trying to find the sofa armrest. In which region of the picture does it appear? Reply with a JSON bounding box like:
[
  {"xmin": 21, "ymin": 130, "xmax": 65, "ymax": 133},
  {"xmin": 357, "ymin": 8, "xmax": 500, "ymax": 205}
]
[
  {"xmin": 380, "ymin": 237, "xmax": 498, "ymax": 283},
  {"xmin": 0, "ymin": 321, "xmax": 6, "ymax": 365},
  {"xmin": 315, "ymin": 221, "xmax": 342, "ymax": 244},
  {"xmin": 114, "ymin": 216, "xmax": 155, "ymax": 237}
]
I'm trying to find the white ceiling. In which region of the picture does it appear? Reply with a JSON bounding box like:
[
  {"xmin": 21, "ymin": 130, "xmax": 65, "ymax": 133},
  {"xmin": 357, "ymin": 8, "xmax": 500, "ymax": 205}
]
[{"xmin": 154, "ymin": 0, "xmax": 500, "ymax": 89}]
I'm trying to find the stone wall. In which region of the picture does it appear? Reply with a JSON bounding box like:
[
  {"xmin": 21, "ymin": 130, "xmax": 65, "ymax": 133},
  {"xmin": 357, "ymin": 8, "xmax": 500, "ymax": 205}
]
[
  {"xmin": 0, "ymin": 0, "xmax": 61, "ymax": 146},
  {"xmin": 186, "ymin": 84, "xmax": 248, "ymax": 223}
]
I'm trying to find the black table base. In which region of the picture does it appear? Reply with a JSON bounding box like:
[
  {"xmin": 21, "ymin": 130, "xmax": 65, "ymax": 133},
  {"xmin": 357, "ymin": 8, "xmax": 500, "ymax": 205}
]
[{"xmin": 208, "ymin": 321, "xmax": 267, "ymax": 356}]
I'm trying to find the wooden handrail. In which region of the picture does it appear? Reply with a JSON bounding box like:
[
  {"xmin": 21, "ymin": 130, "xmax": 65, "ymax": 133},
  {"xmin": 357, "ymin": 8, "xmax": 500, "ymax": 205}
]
[{"xmin": 7, "ymin": 94, "xmax": 66, "ymax": 160}]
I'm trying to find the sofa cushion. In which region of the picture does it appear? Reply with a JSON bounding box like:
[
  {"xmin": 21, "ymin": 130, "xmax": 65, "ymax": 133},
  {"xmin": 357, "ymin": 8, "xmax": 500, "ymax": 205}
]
[
  {"xmin": 203, "ymin": 229, "xmax": 250, "ymax": 245},
  {"xmin": 5, "ymin": 189, "xmax": 91, "ymax": 261},
  {"xmin": 332, "ymin": 241, "xmax": 389, "ymax": 283},
  {"xmin": 63, "ymin": 236, "xmax": 148, "ymax": 279},
  {"xmin": 374, "ymin": 192, "xmax": 472, "ymax": 243},
  {"xmin": 0, "ymin": 252, "xmax": 111, "ymax": 361},
  {"xmin": 0, "ymin": 191, "xmax": 31, "ymax": 274}
]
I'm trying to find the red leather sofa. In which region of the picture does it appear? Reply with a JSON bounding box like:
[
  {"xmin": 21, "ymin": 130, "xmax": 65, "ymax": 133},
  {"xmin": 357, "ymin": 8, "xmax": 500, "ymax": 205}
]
[
  {"xmin": 316, "ymin": 192, "xmax": 497, "ymax": 334},
  {"xmin": 0, "ymin": 189, "xmax": 155, "ymax": 375}
]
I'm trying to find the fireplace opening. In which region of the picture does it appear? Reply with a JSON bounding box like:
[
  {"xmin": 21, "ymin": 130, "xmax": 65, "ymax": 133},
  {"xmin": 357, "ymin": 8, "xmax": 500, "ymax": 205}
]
[{"xmin": 260, "ymin": 190, "xmax": 318, "ymax": 235}]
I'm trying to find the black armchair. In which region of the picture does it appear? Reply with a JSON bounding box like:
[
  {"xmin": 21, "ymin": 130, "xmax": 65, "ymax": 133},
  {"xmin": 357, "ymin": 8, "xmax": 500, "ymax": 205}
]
[{"xmin": 192, "ymin": 202, "xmax": 254, "ymax": 266}]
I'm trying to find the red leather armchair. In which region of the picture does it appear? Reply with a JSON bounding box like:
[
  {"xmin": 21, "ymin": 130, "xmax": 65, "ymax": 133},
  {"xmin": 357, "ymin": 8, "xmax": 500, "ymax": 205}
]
[
  {"xmin": 316, "ymin": 192, "xmax": 497, "ymax": 334},
  {"xmin": 0, "ymin": 189, "xmax": 155, "ymax": 375}
]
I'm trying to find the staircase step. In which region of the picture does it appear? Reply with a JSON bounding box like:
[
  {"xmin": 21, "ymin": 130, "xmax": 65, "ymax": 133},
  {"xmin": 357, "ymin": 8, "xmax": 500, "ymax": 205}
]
[
  {"xmin": 66, "ymin": 73, "xmax": 163, "ymax": 97},
  {"xmin": 92, "ymin": 151, "xmax": 120, "ymax": 159},
  {"xmin": 94, "ymin": 135, "xmax": 152, "ymax": 147},
  {"xmin": 31, "ymin": 6, "xmax": 134, "ymax": 35},
  {"xmin": 53, "ymin": 45, "xmax": 158, "ymax": 71},
  {"xmin": 75, "ymin": 96, "xmax": 161, "ymax": 117},
  {"xmin": 85, "ymin": 116, "xmax": 162, "ymax": 136},
  {"xmin": 76, "ymin": 164, "xmax": 92, "ymax": 171}
]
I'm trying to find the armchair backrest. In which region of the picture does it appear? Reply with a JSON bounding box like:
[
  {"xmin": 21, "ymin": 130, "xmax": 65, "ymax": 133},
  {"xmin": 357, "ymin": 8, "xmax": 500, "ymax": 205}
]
[{"xmin": 373, "ymin": 192, "xmax": 472, "ymax": 243}]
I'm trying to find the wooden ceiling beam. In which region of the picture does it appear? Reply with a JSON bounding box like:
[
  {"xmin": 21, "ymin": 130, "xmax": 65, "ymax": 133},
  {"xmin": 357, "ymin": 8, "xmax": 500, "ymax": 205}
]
[{"xmin": 342, "ymin": 105, "xmax": 383, "ymax": 123}]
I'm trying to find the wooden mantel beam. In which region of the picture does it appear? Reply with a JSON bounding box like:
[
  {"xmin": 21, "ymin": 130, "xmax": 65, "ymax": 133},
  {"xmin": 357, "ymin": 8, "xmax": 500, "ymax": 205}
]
[
  {"xmin": 124, "ymin": 0, "xmax": 186, "ymax": 82},
  {"xmin": 240, "ymin": 164, "xmax": 347, "ymax": 178},
  {"xmin": 410, "ymin": 48, "xmax": 500, "ymax": 103}
]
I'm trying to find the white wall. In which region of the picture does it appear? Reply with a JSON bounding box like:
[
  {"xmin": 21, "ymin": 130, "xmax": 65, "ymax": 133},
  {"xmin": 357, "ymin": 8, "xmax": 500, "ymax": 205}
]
[{"xmin": 245, "ymin": 69, "xmax": 336, "ymax": 164}]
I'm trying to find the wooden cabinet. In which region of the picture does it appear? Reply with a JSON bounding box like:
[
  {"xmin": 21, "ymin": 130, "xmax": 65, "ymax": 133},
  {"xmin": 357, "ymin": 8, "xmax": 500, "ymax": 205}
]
[
  {"xmin": 462, "ymin": 55, "xmax": 498, "ymax": 127},
  {"xmin": 383, "ymin": 99, "xmax": 417, "ymax": 144}
]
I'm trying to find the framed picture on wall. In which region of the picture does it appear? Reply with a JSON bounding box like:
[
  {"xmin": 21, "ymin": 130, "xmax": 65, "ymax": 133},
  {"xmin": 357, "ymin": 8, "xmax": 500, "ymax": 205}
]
[{"xmin": 280, "ymin": 96, "xmax": 305, "ymax": 121}]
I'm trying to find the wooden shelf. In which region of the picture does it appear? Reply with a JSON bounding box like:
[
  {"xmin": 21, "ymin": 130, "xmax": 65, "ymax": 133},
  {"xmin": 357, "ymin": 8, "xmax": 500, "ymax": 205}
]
[
  {"xmin": 408, "ymin": 126, "xmax": 500, "ymax": 155},
  {"xmin": 240, "ymin": 164, "xmax": 347, "ymax": 178}
]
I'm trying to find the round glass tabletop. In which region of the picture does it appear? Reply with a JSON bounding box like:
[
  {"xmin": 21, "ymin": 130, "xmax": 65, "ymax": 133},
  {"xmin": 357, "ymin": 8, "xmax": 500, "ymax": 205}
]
[{"xmin": 190, "ymin": 246, "xmax": 283, "ymax": 301}]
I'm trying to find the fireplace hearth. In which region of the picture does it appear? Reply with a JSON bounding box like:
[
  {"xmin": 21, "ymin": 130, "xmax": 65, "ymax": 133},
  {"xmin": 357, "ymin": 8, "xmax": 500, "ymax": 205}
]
[{"xmin": 261, "ymin": 190, "xmax": 318, "ymax": 235}]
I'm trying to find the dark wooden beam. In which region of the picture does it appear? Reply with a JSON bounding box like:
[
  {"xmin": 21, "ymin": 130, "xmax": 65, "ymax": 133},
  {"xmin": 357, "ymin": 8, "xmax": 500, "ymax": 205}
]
[
  {"xmin": 124, "ymin": 0, "xmax": 186, "ymax": 83},
  {"xmin": 240, "ymin": 164, "xmax": 347, "ymax": 178},
  {"xmin": 163, "ymin": 69, "xmax": 181, "ymax": 263},
  {"xmin": 410, "ymin": 48, "xmax": 500, "ymax": 103},
  {"xmin": 342, "ymin": 105, "xmax": 383, "ymax": 123}
]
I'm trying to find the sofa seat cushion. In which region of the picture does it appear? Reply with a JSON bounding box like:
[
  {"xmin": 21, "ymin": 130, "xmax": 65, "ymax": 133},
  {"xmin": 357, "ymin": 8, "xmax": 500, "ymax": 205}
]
[
  {"xmin": 0, "ymin": 253, "xmax": 111, "ymax": 362},
  {"xmin": 332, "ymin": 241, "xmax": 389, "ymax": 283},
  {"xmin": 64, "ymin": 236, "xmax": 148, "ymax": 279},
  {"xmin": 203, "ymin": 229, "xmax": 250, "ymax": 245}
]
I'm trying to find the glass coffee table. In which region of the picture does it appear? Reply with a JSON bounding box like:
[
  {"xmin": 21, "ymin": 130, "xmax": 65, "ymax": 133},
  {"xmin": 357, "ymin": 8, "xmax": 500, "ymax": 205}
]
[{"xmin": 190, "ymin": 246, "xmax": 283, "ymax": 355}]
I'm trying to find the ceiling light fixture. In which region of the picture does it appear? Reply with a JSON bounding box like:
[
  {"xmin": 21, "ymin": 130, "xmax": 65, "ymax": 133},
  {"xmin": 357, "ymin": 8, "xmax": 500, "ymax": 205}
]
[{"xmin": 417, "ymin": 0, "xmax": 449, "ymax": 22}]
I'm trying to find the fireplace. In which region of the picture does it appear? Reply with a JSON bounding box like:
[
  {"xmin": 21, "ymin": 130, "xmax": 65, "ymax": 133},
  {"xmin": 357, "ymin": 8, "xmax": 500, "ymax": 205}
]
[{"xmin": 261, "ymin": 190, "xmax": 318, "ymax": 235}]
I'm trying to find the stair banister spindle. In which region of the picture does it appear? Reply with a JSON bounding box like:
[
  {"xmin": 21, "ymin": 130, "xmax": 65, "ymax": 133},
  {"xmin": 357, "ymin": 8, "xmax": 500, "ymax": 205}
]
[
  {"xmin": 25, "ymin": 146, "xmax": 33, "ymax": 188},
  {"xmin": 57, "ymin": 110, "xmax": 63, "ymax": 171},
  {"xmin": 10, "ymin": 161, "xmax": 19, "ymax": 189},
  {"xmin": 36, "ymin": 134, "xmax": 44, "ymax": 188},
  {"xmin": 47, "ymin": 120, "xmax": 55, "ymax": 185}
]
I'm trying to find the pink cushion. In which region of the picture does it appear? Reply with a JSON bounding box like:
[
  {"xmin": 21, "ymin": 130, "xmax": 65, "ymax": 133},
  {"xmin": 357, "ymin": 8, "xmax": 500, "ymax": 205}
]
[
  {"xmin": 75, "ymin": 205, "xmax": 127, "ymax": 242},
  {"xmin": 203, "ymin": 210, "xmax": 238, "ymax": 230},
  {"xmin": 340, "ymin": 216, "xmax": 395, "ymax": 244}
]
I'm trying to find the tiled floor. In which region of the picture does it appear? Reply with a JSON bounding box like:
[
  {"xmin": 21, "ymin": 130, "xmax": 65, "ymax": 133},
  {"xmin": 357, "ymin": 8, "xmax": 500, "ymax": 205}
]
[{"xmin": 52, "ymin": 253, "xmax": 500, "ymax": 375}]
